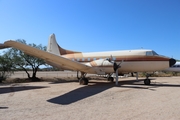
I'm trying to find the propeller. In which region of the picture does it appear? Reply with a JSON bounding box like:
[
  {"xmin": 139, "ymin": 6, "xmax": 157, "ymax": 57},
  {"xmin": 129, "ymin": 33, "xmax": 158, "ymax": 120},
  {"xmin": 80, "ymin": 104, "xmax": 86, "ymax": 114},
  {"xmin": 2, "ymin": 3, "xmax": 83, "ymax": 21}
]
[
  {"xmin": 108, "ymin": 55, "xmax": 123, "ymax": 71},
  {"xmin": 113, "ymin": 62, "xmax": 121, "ymax": 72},
  {"xmin": 108, "ymin": 55, "xmax": 123, "ymax": 85}
]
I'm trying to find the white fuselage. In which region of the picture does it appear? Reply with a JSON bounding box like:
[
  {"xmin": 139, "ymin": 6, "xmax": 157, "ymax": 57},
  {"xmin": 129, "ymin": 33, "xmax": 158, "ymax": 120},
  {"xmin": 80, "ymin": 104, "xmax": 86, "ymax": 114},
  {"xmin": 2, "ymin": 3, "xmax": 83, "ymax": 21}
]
[
  {"xmin": 60, "ymin": 49, "xmax": 171, "ymax": 75},
  {"xmin": 45, "ymin": 33, "xmax": 175, "ymax": 75}
]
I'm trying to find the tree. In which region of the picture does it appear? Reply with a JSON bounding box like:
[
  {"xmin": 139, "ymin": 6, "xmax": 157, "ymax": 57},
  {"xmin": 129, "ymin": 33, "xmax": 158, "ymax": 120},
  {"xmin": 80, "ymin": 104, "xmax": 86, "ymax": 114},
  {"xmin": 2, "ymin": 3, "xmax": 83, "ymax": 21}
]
[
  {"xmin": 0, "ymin": 51, "xmax": 15, "ymax": 82},
  {"xmin": 8, "ymin": 39, "xmax": 47, "ymax": 81}
]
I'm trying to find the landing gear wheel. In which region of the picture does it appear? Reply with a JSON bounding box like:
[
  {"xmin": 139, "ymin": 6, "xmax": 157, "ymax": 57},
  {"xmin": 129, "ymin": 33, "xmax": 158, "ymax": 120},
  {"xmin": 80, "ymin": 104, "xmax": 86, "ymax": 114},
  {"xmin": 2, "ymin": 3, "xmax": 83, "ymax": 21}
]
[
  {"xmin": 108, "ymin": 77, "xmax": 114, "ymax": 82},
  {"xmin": 79, "ymin": 78, "xmax": 89, "ymax": 85},
  {"xmin": 144, "ymin": 79, "xmax": 151, "ymax": 85}
]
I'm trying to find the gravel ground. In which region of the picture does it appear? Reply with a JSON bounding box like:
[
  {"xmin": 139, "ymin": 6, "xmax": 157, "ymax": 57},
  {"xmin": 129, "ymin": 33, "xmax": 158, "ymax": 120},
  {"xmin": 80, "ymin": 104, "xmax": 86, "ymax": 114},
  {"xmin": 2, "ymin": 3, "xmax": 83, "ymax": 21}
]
[{"xmin": 0, "ymin": 76, "xmax": 180, "ymax": 120}]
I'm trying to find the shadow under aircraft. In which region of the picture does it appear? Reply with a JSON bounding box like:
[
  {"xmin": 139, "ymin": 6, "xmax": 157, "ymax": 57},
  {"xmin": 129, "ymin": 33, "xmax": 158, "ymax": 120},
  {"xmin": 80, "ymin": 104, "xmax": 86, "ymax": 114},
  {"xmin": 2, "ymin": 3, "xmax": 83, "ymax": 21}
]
[
  {"xmin": 47, "ymin": 78, "xmax": 180, "ymax": 105},
  {"xmin": 0, "ymin": 85, "xmax": 49, "ymax": 94},
  {"xmin": 47, "ymin": 79, "xmax": 153, "ymax": 105}
]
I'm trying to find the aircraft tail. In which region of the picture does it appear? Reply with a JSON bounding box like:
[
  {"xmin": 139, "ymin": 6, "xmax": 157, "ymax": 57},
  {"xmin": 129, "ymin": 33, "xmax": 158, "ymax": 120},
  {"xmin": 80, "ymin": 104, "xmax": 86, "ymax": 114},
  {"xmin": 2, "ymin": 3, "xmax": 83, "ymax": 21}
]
[{"xmin": 47, "ymin": 33, "xmax": 81, "ymax": 55}]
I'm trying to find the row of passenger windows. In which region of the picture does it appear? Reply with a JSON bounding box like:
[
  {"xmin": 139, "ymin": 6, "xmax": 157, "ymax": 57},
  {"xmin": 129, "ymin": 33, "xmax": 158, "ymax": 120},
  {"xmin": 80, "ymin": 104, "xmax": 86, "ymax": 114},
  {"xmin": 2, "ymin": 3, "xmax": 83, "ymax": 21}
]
[{"xmin": 71, "ymin": 57, "xmax": 116, "ymax": 62}]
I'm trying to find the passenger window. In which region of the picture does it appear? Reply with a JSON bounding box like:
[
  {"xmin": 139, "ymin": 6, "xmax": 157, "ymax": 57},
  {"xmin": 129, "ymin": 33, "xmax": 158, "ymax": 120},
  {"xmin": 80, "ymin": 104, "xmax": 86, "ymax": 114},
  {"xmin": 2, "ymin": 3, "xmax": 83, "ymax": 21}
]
[
  {"xmin": 82, "ymin": 58, "xmax": 84, "ymax": 61},
  {"xmin": 94, "ymin": 58, "xmax": 96, "ymax": 60},
  {"xmin": 88, "ymin": 58, "xmax": 90, "ymax": 61},
  {"xmin": 77, "ymin": 58, "xmax": 80, "ymax": 61}
]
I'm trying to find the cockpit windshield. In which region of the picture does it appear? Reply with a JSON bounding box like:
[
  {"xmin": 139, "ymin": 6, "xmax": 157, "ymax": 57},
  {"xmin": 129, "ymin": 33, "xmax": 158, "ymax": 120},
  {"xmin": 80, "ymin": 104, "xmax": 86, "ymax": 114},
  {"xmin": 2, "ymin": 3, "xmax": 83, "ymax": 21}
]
[
  {"xmin": 146, "ymin": 50, "xmax": 159, "ymax": 56},
  {"xmin": 152, "ymin": 51, "xmax": 158, "ymax": 55}
]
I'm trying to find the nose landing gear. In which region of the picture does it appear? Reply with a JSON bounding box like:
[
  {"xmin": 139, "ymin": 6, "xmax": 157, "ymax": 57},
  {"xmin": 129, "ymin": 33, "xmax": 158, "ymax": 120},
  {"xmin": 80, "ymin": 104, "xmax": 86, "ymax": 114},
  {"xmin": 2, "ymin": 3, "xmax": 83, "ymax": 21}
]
[
  {"xmin": 136, "ymin": 72, "xmax": 151, "ymax": 85},
  {"xmin": 144, "ymin": 74, "xmax": 151, "ymax": 85}
]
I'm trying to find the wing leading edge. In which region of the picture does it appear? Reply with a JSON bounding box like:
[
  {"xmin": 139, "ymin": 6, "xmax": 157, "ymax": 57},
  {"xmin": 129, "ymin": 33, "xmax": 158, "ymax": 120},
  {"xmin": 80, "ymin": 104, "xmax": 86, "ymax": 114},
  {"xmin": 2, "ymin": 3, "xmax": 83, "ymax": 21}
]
[
  {"xmin": 4, "ymin": 40, "xmax": 94, "ymax": 73},
  {"xmin": 0, "ymin": 43, "xmax": 10, "ymax": 49}
]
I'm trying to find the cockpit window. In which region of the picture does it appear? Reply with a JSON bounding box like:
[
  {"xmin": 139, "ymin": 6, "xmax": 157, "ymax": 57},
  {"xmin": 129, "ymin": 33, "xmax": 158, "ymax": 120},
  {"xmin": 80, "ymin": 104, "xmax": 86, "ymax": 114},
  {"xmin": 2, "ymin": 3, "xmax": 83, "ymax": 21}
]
[
  {"xmin": 146, "ymin": 51, "xmax": 159, "ymax": 56},
  {"xmin": 146, "ymin": 51, "xmax": 153, "ymax": 56},
  {"xmin": 152, "ymin": 51, "xmax": 158, "ymax": 55}
]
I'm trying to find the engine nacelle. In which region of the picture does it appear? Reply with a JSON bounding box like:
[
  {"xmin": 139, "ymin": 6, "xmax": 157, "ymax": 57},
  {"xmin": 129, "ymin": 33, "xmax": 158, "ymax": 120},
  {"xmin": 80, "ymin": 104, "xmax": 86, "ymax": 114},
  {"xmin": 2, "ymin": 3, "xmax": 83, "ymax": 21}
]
[{"xmin": 85, "ymin": 59, "xmax": 113, "ymax": 67}]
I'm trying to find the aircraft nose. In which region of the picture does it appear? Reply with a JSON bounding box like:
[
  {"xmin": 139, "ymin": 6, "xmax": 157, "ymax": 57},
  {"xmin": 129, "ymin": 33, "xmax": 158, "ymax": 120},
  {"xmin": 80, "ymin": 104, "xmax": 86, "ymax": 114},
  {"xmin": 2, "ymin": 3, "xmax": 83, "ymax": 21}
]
[{"xmin": 169, "ymin": 58, "xmax": 176, "ymax": 67}]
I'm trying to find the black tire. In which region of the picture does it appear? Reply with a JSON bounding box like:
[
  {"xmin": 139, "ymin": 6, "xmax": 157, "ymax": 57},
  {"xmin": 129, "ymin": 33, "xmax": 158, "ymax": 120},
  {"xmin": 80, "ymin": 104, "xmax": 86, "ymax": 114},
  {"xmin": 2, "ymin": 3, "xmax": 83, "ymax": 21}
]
[
  {"xmin": 144, "ymin": 79, "xmax": 151, "ymax": 85},
  {"xmin": 108, "ymin": 77, "xmax": 114, "ymax": 82},
  {"xmin": 79, "ymin": 78, "xmax": 89, "ymax": 85}
]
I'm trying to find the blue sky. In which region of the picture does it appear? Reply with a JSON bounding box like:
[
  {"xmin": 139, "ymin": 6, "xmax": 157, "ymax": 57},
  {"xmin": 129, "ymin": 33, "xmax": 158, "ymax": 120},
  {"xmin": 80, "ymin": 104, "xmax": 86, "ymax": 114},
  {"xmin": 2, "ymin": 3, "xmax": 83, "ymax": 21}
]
[{"xmin": 0, "ymin": 0, "xmax": 180, "ymax": 59}]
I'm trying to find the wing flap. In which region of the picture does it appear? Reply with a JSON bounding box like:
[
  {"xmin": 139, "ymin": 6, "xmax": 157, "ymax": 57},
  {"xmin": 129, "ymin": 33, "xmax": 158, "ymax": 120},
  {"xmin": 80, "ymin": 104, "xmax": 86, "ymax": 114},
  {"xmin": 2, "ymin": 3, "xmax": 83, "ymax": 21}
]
[{"xmin": 4, "ymin": 40, "xmax": 94, "ymax": 73}]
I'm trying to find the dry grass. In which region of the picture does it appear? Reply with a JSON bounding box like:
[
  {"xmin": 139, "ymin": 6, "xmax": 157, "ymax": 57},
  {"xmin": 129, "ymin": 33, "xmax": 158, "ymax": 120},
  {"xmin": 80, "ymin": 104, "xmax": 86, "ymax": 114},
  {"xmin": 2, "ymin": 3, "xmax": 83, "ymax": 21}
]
[
  {"xmin": 1, "ymin": 71, "xmax": 180, "ymax": 84},
  {"xmin": 138, "ymin": 71, "xmax": 180, "ymax": 77}
]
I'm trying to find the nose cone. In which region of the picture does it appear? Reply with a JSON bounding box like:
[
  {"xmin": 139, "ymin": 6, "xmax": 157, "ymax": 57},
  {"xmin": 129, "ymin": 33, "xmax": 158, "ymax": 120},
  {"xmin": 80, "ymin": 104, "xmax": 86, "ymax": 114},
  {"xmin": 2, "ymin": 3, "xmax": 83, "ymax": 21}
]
[{"xmin": 169, "ymin": 58, "xmax": 176, "ymax": 67}]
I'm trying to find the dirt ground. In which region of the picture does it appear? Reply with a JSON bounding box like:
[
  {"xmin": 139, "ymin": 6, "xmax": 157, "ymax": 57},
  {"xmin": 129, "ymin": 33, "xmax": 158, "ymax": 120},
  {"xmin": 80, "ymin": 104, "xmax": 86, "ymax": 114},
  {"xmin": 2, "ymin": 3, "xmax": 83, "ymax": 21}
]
[{"xmin": 0, "ymin": 73, "xmax": 180, "ymax": 120}]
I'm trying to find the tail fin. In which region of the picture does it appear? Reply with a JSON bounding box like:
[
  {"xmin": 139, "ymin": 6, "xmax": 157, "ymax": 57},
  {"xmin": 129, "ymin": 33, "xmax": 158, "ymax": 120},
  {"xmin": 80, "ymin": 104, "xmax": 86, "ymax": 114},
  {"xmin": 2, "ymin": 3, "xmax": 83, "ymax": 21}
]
[
  {"xmin": 47, "ymin": 33, "xmax": 81, "ymax": 55},
  {"xmin": 47, "ymin": 34, "xmax": 60, "ymax": 55}
]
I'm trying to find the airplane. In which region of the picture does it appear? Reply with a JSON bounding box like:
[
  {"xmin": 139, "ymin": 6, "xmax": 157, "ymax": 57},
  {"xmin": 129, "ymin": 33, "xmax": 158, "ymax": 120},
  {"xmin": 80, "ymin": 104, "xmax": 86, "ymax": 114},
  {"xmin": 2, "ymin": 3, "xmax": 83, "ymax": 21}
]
[
  {"xmin": 163, "ymin": 62, "xmax": 180, "ymax": 72},
  {"xmin": 0, "ymin": 34, "xmax": 176, "ymax": 85}
]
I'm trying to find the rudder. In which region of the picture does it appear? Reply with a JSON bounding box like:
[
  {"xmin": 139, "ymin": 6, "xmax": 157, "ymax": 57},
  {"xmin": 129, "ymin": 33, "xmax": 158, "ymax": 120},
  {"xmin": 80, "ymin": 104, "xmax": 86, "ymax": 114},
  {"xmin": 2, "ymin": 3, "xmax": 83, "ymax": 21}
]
[
  {"xmin": 47, "ymin": 33, "xmax": 61, "ymax": 55},
  {"xmin": 47, "ymin": 33, "xmax": 81, "ymax": 55}
]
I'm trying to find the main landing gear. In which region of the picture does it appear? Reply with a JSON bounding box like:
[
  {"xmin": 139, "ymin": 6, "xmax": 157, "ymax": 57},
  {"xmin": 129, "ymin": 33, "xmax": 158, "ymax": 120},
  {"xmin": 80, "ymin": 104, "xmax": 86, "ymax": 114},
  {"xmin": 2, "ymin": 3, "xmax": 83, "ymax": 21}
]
[
  {"xmin": 107, "ymin": 76, "xmax": 114, "ymax": 82},
  {"xmin": 77, "ymin": 71, "xmax": 89, "ymax": 85},
  {"xmin": 79, "ymin": 78, "xmax": 89, "ymax": 85},
  {"xmin": 106, "ymin": 74, "xmax": 114, "ymax": 82}
]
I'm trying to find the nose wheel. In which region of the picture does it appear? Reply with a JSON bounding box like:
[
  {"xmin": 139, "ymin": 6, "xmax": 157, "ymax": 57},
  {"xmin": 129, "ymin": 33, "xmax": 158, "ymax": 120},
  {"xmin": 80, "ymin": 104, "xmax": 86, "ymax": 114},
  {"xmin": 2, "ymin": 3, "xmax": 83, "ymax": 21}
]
[
  {"xmin": 144, "ymin": 79, "xmax": 151, "ymax": 85},
  {"xmin": 144, "ymin": 74, "xmax": 151, "ymax": 85}
]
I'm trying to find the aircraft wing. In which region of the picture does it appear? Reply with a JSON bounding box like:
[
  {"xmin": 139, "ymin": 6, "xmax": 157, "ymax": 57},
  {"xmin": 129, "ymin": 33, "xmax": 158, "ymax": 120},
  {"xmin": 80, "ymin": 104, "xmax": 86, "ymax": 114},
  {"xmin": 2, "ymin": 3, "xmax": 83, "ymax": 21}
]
[
  {"xmin": 4, "ymin": 40, "xmax": 95, "ymax": 73},
  {"xmin": 0, "ymin": 43, "xmax": 10, "ymax": 49}
]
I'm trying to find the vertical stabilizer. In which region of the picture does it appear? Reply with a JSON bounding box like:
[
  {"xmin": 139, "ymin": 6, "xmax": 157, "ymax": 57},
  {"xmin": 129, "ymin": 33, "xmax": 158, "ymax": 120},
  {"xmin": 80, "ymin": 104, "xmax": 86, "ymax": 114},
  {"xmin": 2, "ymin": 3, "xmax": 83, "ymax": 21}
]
[
  {"xmin": 47, "ymin": 33, "xmax": 61, "ymax": 55},
  {"xmin": 47, "ymin": 33, "xmax": 81, "ymax": 56}
]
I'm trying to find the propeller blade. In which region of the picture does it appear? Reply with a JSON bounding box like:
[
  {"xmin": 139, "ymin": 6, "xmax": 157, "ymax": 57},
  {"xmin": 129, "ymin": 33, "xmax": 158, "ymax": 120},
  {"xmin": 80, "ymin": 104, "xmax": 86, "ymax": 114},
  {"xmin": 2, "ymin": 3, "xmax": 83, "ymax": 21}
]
[
  {"xmin": 115, "ymin": 68, "xmax": 118, "ymax": 85},
  {"xmin": 113, "ymin": 62, "xmax": 118, "ymax": 72},
  {"xmin": 113, "ymin": 60, "xmax": 123, "ymax": 85}
]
